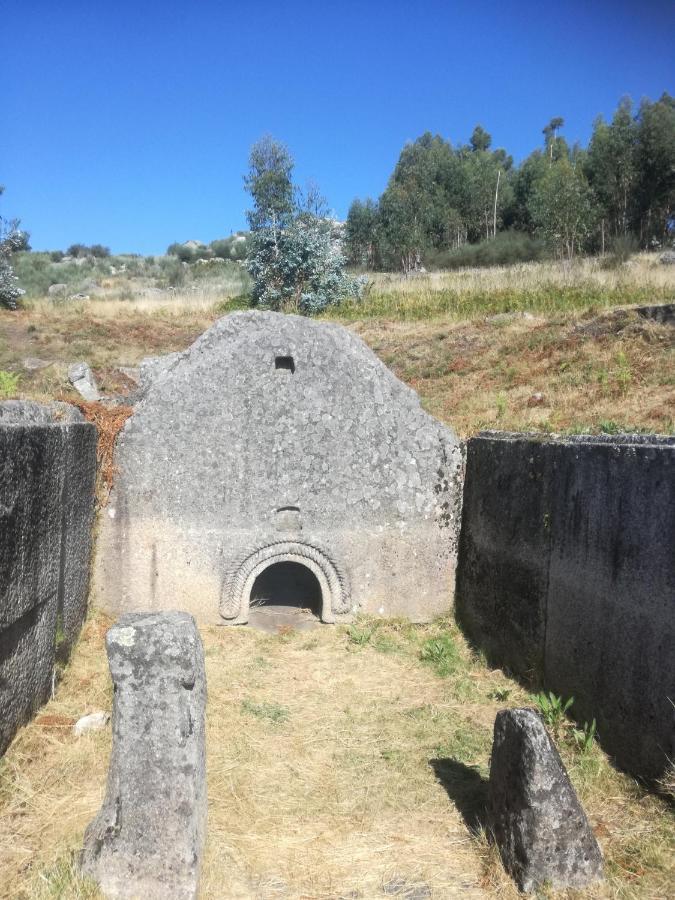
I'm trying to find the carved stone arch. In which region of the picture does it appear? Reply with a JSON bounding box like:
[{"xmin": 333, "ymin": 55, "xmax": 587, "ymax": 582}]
[{"xmin": 220, "ymin": 541, "xmax": 351, "ymax": 623}]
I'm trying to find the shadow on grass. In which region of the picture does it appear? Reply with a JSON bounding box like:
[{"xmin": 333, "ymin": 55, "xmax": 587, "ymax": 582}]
[{"xmin": 429, "ymin": 758, "xmax": 489, "ymax": 832}]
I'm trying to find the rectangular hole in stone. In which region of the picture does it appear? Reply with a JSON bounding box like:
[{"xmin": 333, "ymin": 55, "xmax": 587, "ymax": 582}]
[{"xmin": 275, "ymin": 356, "xmax": 295, "ymax": 374}]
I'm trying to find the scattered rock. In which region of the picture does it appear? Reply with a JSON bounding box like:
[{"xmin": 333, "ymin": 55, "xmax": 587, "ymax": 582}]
[
  {"xmin": 487, "ymin": 708, "xmax": 603, "ymax": 893},
  {"xmin": 22, "ymin": 357, "xmax": 53, "ymax": 371},
  {"xmin": 68, "ymin": 292, "xmax": 90, "ymax": 301},
  {"xmin": 80, "ymin": 611, "xmax": 207, "ymax": 900},
  {"xmin": 73, "ymin": 711, "xmax": 110, "ymax": 736},
  {"xmin": 659, "ymin": 250, "xmax": 675, "ymax": 265},
  {"xmin": 635, "ymin": 303, "xmax": 675, "ymax": 325},
  {"xmin": 527, "ymin": 392, "xmax": 545, "ymax": 407},
  {"xmin": 68, "ymin": 362, "xmax": 100, "ymax": 402}
]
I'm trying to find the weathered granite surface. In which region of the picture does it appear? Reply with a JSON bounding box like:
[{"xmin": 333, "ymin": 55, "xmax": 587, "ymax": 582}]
[
  {"xmin": 0, "ymin": 402, "xmax": 96, "ymax": 754},
  {"xmin": 456, "ymin": 431, "xmax": 675, "ymax": 781},
  {"xmin": 488, "ymin": 708, "xmax": 603, "ymax": 892},
  {"xmin": 95, "ymin": 311, "xmax": 463, "ymax": 623},
  {"xmin": 80, "ymin": 611, "xmax": 207, "ymax": 900}
]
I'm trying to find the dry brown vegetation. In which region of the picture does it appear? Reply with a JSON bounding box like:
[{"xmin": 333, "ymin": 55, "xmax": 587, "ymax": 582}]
[
  {"xmin": 1, "ymin": 613, "xmax": 673, "ymax": 899},
  {"xmin": 0, "ymin": 258, "xmax": 673, "ymax": 897},
  {"xmin": 1, "ymin": 256, "xmax": 673, "ymax": 437}
]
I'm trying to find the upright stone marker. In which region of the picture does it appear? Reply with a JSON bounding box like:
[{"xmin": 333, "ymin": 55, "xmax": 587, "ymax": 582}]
[
  {"xmin": 487, "ymin": 708, "xmax": 603, "ymax": 893},
  {"xmin": 80, "ymin": 612, "xmax": 207, "ymax": 899}
]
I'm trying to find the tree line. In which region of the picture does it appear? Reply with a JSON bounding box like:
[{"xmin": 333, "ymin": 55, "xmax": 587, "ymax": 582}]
[{"xmin": 345, "ymin": 93, "xmax": 675, "ymax": 272}]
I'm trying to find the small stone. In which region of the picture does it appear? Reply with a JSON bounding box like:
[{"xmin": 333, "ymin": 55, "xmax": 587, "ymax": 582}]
[
  {"xmin": 487, "ymin": 708, "xmax": 603, "ymax": 893},
  {"xmin": 68, "ymin": 361, "xmax": 100, "ymax": 401},
  {"xmin": 80, "ymin": 611, "xmax": 207, "ymax": 899},
  {"xmin": 73, "ymin": 711, "xmax": 110, "ymax": 736},
  {"xmin": 22, "ymin": 357, "xmax": 53, "ymax": 371}
]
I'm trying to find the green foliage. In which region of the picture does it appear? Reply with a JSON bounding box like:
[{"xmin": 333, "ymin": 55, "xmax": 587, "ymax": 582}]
[
  {"xmin": 210, "ymin": 232, "xmax": 250, "ymax": 261},
  {"xmin": 244, "ymin": 136, "xmax": 364, "ymax": 312},
  {"xmin": 529, "ymin": 159, "xmax": 596, "ymax": 259},
  {"xmin": 571, "ymin": 718, "xmax": 597, "ymax": 753},
  {"xmin": 241, "ymin": 698, "xmax": 289, "ymax": 725},
  {"xmin": 66, "ymin": 243, "xmax": 110, "ymax": 258},
  {"xmin": 345, "ymin": 198, "xmax": 379, "ymax": 268},
  {"xmin": 166, "ymin": 241, "xmax": 211, "ymax": 262},
  {"xmin": 420, "ymin": 633, "xmax": 460, "ymax": 677},
  {"xmin": 428, "ymin": 231, "xmax": 547, "ymax": 269},
  {"xmin": 30, "ymin": 856, "xmax": 100, "ymax": 898},
  {"xmin": 344, "ymin": 91, "xmax": 675, "ymax": 272},
  {"xmin": 0, "ymin": 370, "xmax": 20, "ymax": 398},
  {"xmin": 0, "ymin": 187, "xmax": 27, "ymax": 309},
  {"xmin": 347, "ymin": 622, "xmax": 376, "ymax": 645},
  {"xmin": 536, "ymin": 691, "xmax": 574, "ymax": 732}
]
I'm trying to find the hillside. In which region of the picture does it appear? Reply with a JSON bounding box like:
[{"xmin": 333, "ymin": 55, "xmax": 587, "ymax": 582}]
[{"xmin": 1, "ymin": 254, "xmax": 673, "ymax": 437}]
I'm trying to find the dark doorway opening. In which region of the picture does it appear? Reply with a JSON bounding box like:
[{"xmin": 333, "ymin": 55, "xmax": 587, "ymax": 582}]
[{"xmin": 250, "ymin": 562, "xmax": 322, "ymax": 618}]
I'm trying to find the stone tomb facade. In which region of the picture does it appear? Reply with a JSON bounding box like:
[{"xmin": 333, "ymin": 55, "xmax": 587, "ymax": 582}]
[{"xmin": 95, "ymin": 311, "xmax": 462, "ymax": 624}]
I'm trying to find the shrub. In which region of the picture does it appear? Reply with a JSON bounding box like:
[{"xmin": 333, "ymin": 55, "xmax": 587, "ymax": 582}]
[
  {"xmin": 247, "ymin": 216, "xmax": 365, "ymax": 313},
  {"xmin": 0, "ymin": 370, "xmax": 20, "ymax": 398},
  {"xmin": 427, "ymin": 231, "xmax": 548, "ymax": 270},
  {"xmin": 601, "ymin": 233, "xmax": 639, "ymax": 269},
  {"xmin": 0, "ymin": 227, "xmax": 28, "ymax": 309}
]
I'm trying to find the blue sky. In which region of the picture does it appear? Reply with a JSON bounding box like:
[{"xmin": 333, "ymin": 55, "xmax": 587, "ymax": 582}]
[{"xmin": 3, "ymin": 1, "xmax": 673, "ymax": 254}]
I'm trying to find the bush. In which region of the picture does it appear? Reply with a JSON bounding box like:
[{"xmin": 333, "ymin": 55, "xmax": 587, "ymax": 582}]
[
  {"xmin": 600, "ymin": 233, "xmax": 639, "ymax": 269},
  {"xmin": 427, "ymin": 231, "xmax": 548, "ymax": 270},
  {"xmin": 0, "ymin": 227, "xmax": 27, "ymax": 309},
  {"xmin": 247, "ymin": 216, "xmax": 365, "ymax": 313}
]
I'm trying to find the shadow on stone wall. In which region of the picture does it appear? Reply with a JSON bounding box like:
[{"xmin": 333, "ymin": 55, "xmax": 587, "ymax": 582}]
[
  {"xmin": 0, "ymin": 402, "xmax": 97, "ymax": 755},
  {"xmin": 455, "ymin": 431, "xmax": 675, "ymax": 784}
]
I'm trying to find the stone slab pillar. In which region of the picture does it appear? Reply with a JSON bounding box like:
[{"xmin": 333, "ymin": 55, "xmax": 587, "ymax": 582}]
[{"xmin": 80, "ymin": 611, "xmax": 207, "ymax": 899}]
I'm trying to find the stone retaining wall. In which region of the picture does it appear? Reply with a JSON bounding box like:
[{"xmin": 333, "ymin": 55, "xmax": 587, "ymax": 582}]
[
  {"xmin": 0, "ymin": 402, "xmax": 97, "ymax": 755},
  {"xmin": 456, "ymin": 431, "xmax": 675, "ymax": 782}
]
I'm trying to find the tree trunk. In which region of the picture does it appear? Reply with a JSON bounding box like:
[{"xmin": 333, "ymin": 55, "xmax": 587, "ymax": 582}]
[{"xmin": 493, "ymin": 169, "xmax": 501, "ymax": 239}]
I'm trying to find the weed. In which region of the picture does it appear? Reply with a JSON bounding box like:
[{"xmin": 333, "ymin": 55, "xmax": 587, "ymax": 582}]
[
  {"xmin": 535, "ymin": 691, "xmax": 574, "ymax": 733},
  {"xmin": 32, "ymin": 855, "xmax": 99, "ymax": 898},
  {"xmin": 495, "ymin": 392, "xmax": 507, "ymax": 419},
  {"xmin": 420, "ymin": 634, "xmax": 460, "ymax": 677},
  {"xmin": 614, "ymin": 351, "xmax": 632, "ymax": 395},
  {"xmin": 371, "ymin": 632, "xmax": 399, "ymax": 654},
  {"xmin": 241, "ymin": 698, "xmax": 289, "ymax": 726},
  {"xmin": 347, "ymin": 621, "xmax": 377, "ymax": 646},
  {"xmin": 0, "ymin": 370, "xmax": 20, "ymax": 398},
  {"xmin": 488, "ymin": 688, "xmax": 511, "ymax": 702},
  {"xmin": 571, "ymin": 718, "xmax": 597, "ymax": 753}
]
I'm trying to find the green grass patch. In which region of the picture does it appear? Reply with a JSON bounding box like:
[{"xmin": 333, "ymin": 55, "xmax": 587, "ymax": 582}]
[{"xmin": 241, "ymin": 698, "xmax": 289, "ymax": 726}]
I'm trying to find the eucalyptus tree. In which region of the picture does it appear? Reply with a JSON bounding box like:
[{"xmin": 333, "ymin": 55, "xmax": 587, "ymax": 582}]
[
  {"xmin": 244, "ymin": 137, "xmax": 363, "ymax": 311},
  {"xmin": 633, "ymin": 92, "xmax": 675, "ymax": 245},
  {"xmin": 585, "ymin": 98, "xmax": 638, "ymax": 247},
  {"xmin": 529, "ymin": 158, "xmax": 595, "ymax": 260},
  {"xmin": 0, "ymin": 187, "xmax": 28, "ymax": 310}
]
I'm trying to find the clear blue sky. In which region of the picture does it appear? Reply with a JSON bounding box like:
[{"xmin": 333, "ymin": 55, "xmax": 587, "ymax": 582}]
[{"xmin": 3, "ymin": 0, "xmax": 673, "ymax": 255}]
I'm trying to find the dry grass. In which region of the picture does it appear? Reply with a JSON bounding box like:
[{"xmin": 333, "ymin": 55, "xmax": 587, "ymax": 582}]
[
  {"xmin": 329, "ymin": 254, "xmax": 675, "ymax": 321},
  {"xmin": 1, "ymin": 612, "xmax": 673, "ymax": 899},
  {"xmin": 352, "ymin": 307, "xmax": 674, "ymax": 437},
  {"xmin": 74, "ymin": 403, "xmax": 133, "ymax": 498}
]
